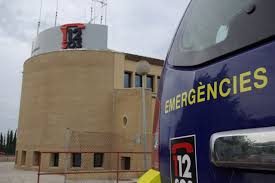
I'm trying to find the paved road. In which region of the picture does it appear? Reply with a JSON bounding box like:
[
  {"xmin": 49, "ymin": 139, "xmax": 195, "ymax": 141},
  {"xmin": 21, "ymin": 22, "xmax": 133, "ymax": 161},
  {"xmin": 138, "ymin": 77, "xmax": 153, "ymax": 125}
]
[{"xmin": 0, "ymin": 162, "xmax": 137, "ymax": 183}]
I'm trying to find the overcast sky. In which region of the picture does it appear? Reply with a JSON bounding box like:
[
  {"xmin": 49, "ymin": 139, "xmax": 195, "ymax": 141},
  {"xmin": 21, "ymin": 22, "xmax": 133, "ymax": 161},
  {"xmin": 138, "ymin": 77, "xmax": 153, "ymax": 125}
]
[{"xmin": 0, "ymin": 0, "xmax": 189, "ymax": 133}]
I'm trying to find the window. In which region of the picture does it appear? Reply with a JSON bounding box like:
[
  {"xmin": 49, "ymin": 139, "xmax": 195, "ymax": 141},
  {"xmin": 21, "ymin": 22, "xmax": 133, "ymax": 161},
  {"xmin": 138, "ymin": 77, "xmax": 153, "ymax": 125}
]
[
  {"xmin": 146, "ymin": 75, "xmax": 154, "ymax": 91},
  {"xmin": 21, "ymin": 151, "xmax": 26, "ymax": 166},
  {"xmin": 168, "ymin": 0, "xmax": 275, "ymax": 66},
  {"xmin": 124, "ymin": 72, "xmax": 132, "ymax": 88},
  {"xmin": 121, "ymin": 157, "xmax": 131, "ymax": 170},
  {"xmin": 135, "ymin": 74, "xmax": 143, "ymax": 87},
  {"xmin": 122, "ymin": 116, "xmax": 128, "ymax": 127},
  {"xmin": 50, "ymin": 153, "xmax": 59, "ymax": 167},
  {"xmin": 157, "ymin": 76, "xmax": 161, "ymax": 90},
  {"xmin": 15, "ymin": 151, "xmax": 18, "ymax": 165},
  {"xmin": 72, "ymin": 153, "xmax": 81, "ymax": 168},
  {"xmin": 94, "ymin": 153, "xmax": 104, "ymax": 168},
  {"xmin": 33, "ymin": 151, "xmax": 40, "ymax": 166}
]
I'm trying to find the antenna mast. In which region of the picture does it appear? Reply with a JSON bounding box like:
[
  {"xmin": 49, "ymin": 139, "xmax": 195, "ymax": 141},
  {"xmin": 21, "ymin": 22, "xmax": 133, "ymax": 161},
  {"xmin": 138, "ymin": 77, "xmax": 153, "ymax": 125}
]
[
  {"xmin": 54, "ymin": 0, "xmax": 59, "ymax": 26},
  {"xmin": 89, "ymin": 0, "xmax": 107, "ymax": 25},
  {"xmin": 89, "ymin": 0, "xmax": 94, "ymax": 24},
  {"xmin": 105, "ymin": 0, "xmax": 107, "ymax": 25},
  {"xmin": 37, "ymin": 0, "xmax": 43, "ymax": 36}
]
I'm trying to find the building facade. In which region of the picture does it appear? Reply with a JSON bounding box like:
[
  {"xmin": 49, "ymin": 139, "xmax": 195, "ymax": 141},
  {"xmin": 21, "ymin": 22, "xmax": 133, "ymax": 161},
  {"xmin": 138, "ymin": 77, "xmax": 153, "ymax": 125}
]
[{"xmin": 15, "ymin": 23, "xmax": 163, "ymax": 176}]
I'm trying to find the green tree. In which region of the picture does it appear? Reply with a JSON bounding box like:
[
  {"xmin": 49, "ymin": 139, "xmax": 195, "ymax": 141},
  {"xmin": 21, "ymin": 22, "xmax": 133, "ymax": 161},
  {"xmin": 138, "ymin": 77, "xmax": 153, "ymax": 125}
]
[
  {"xmin": 7, "ymin": 131, "xmax": 9, "ymax": 154},
  {"xmin": 9, "ymin": 130, "xmax": 14, "ymax": 154},
  {"xmin": 0, "ymin": 130, "xmax": 17, "ymax": 155},
  {"xmin": 3, "ymin": 135, "xmax": 6, "ymax": 150},
  {"xmin": 2, "ymin": 134, "xmax": 6, "ymax": 154},
  {"xmin": 0, "ymin": 133, "xmax": 3, "ymax": 152},
  {"xmin": 5, "ymin": 131, "xmax": 8, "ymax": 154},
  {"xmin": 11, "ymin": 130, "xmax": 16, "ymax": 155}
]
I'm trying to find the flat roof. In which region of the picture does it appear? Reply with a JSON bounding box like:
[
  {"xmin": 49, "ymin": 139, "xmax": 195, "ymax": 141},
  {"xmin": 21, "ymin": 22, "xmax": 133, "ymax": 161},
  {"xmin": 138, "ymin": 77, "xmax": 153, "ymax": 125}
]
[
  {"xmin": 26, "ymin": 49, "xmax": 164, "ymax": 67},
  {"xmin": 125, "ymin": 53, "xmax": 164, "ymax": 66}
]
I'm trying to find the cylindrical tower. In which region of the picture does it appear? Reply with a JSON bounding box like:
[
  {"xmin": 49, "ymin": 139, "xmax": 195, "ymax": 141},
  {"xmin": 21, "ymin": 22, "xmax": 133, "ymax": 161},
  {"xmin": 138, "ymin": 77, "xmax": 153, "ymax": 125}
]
[
  {"xmin": 15, "ymin": 23, "xmax": 163, "ymax": 176},
  {"xmin": 16, "ymin": 49, "xmax": 117, "ymax": 170},
  {"xmin": 16, "ymin": 23, "xmax": 115, "ymax": 170}
]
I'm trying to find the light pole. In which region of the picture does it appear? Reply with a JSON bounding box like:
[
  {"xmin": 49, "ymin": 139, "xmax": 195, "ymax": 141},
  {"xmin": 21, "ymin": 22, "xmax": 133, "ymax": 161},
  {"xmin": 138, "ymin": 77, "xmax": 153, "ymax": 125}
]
[{"xmin": 136, "ymin": 60, "xmax": 151, "ymax": 171}]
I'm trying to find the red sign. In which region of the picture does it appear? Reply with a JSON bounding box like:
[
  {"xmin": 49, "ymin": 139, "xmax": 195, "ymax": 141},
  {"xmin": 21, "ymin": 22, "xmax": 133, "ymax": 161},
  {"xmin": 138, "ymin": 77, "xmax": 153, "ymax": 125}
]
[
  {"xmin": 60, "ymin": 23, "xmax": 86, "ymax": 49},
  {"xmin": 171, "ymin": 135, "xmax": 198, "ymax": 183}
]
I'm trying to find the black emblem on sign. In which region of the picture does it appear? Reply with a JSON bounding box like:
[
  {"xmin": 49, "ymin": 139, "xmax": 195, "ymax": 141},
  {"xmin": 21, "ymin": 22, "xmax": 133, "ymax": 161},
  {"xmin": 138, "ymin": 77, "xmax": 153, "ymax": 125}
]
[
  {"xmin": 60, "ymin": 23, "xmax": 86, "ymax": 49},
  {"xmin": 67, "ymin": 27, "xmax": 83, "ymax": 49},
  {"xmin": 170, "ymin": 135, "xmax": 198, "ymax": 183}
]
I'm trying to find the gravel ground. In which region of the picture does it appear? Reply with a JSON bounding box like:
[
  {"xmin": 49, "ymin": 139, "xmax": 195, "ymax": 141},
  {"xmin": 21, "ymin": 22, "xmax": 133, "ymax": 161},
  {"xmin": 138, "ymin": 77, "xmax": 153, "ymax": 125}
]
[{"xmin": 0, "ymin": 162, "xmax": 138, "ymax": 183}]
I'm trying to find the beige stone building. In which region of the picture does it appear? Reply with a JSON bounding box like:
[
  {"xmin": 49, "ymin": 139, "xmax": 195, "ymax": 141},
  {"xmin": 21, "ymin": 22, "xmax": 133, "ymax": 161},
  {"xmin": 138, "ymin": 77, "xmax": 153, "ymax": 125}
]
[{"xmin": 15, "ymin": 24, "xmax": 163, "ymax": 176}]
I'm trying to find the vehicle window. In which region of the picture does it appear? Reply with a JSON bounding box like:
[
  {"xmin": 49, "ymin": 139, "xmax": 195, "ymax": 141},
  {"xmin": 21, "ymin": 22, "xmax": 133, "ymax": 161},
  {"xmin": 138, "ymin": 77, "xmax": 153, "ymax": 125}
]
[{"xmin": 168, "ymin": 0, "xmax": 275, "ymax": 66}]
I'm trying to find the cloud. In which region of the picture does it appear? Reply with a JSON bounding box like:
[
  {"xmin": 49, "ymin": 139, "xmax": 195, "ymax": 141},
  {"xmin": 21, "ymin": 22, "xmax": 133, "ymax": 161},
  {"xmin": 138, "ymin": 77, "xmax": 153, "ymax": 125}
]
[
  {"xmin": 0, "ymin": 1, "xmax": 36, "ymax": 42},
  {"xmin": 0, "ymin": 35, "xmax": 29, "ymax": 133},
  {"xmin": 107, "ymin": 0, "xmax": 189, "ymax": 58},
  {"xmin": 0, "ymin": 0, "xmax": 189, "ymax": 132}
]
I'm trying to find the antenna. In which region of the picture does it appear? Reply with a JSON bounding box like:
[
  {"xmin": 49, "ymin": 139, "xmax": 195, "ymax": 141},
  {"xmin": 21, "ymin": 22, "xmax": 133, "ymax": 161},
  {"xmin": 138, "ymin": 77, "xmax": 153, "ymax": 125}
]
[
  {"xmin": 37, "ymin": 0, "xmax": 43, "ymax": 36},
  {"xmin": 54, "ymin": 0, "xmax": 59, "ymax": 26},
  {"xmin": 100, "ymin": 0, "xmax": 103, "ymax": 24},
  {"xmin": 101, "ymin": 0, "xmax": 107, "ymax": 25},
  {"xmin": 105, "ymin": 0, "xmax": 107, "ymax": 25},
  {"xmin": 88, "ymin": 0, "xmax": 94, "ymax": 23},
  {"xmin": 89, "ymin": 0, "xmax": 107, "ymax": 25}
]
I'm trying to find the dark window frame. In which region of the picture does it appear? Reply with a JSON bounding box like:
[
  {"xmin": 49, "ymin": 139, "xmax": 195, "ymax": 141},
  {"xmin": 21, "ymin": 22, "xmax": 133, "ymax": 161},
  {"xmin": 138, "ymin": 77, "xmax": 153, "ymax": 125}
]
[
  {"xmin": 15, "ymin": 151, "xmax": 18, "ymax": 165},
  {"xmin": 157, "ymin": 76, "xmax": 161, "ymax": 89},
  {"xmin": 146, "ymin": 75, "xmax": 154, "ymax": 91},
  {"xmin": 135, "ymin": 74, "xmax": 143, "ymax": 88},
  {"xmin": 21, "ymin": 151, "xmax": 26, "ymax": 166},
  {"xmin": 94, "ymin": 153, "xmax": 104, "ymax": 168},
  {"xmin": 50, "ymin": 153, "xmax": 59, "ymax": 167},
  {"xmin": 121, "ymin": 157, "xmax": 131, "ymax": 170},
  {"xmin": 33, "ymin": 151, "xmax": 40, "ymax": 166},
  {"xmin": 71, "ymin": 153, "xmax": 82, "ymax": 168},
  {"xmin": 124, "ymin": 71, "xmax": 132, "ymax": 88}
]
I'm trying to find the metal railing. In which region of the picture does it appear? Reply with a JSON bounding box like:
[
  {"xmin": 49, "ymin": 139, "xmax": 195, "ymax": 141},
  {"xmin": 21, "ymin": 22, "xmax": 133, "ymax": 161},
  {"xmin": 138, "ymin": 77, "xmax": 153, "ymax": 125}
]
[
  {"xmin": 0, "ymin": 155, "xmax": 15, "ymax": 162},
  {"xmin": 37, "ymin": 151, "xmax": 151, "ymax": 183}
]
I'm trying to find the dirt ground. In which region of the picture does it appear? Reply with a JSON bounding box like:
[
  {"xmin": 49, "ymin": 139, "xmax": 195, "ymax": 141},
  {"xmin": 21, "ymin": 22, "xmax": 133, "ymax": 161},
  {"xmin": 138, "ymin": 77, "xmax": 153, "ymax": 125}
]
[{"xmin": 0, "ymin": 162, "xmax": 138, "ymax": 183}]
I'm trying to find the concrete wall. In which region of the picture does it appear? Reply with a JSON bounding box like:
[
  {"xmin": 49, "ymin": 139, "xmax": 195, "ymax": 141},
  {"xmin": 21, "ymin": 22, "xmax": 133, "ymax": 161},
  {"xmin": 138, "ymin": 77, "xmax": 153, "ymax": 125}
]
[
  {"xmin": 112, "ymin": 88, "xmax": 153, "ymax": 170},
  {"xmin": 17, "ymin": 50, "xmax": 115, "ymax": 169},
  {"xmin": 16, "ymin": 50, "xmax": 163, "ymax": 174}
]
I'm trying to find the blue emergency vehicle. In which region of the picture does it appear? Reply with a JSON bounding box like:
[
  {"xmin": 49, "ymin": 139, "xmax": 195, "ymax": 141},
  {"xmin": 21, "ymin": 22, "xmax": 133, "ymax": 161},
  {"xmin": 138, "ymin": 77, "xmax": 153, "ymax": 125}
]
[{"xmin": 142, "ymin": 0, "xmax": 275, "ymax": 182}]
